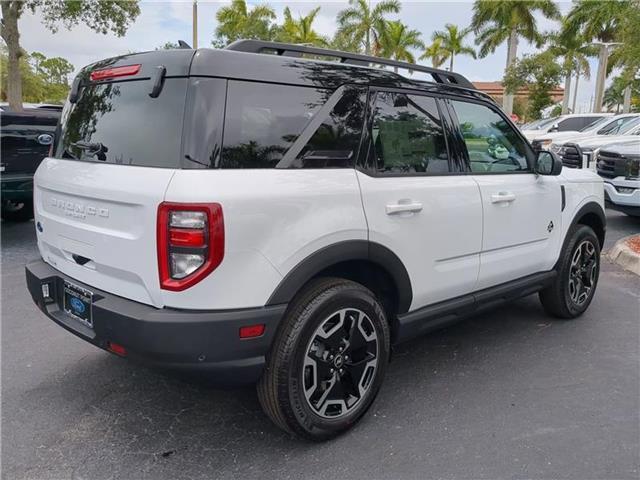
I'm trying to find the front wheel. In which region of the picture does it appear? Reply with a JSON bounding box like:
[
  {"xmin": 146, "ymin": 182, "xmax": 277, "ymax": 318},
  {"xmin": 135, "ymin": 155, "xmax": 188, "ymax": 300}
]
[
  {"xmin": 540, "ymin": 225, "xmax": 601, "ymax": 319},
  {"xmin": 257, "ymin": 277, "xmax": 390, "ymax": 441}
]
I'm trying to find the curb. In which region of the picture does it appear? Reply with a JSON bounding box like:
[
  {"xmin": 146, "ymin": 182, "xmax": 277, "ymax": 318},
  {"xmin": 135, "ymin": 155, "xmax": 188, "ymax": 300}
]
[{"xmin": 607, "ymin": 235, "xmax": 640, "ymax": 276}]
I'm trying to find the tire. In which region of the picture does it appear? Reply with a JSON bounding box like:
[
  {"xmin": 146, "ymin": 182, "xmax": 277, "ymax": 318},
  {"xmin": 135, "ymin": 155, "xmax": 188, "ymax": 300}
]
[
  {"xmin": 1, "ymin": 199, "xmax": 33, "ymax": 222},
  {"xmin": 257, "ymin": 277, "xmax": 391, "ymax": 441},
  {"xmin": 539, "ymin": 225, "xmax": 601, "ymax": 319}
]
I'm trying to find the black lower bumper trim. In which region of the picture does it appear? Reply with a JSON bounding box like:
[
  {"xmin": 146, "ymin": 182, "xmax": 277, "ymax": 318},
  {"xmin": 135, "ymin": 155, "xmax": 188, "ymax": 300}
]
[{"xmin": 25, "ymin": 260, "xmax": 287, "ymax": 385}]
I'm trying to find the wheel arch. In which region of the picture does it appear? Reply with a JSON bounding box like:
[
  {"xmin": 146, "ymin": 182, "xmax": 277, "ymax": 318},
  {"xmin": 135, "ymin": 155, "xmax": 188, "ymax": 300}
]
[
  {"xmin": 554, "ymin": 201, "xmax": 606, "ymax": 270},
  {"xmin": 571, "ymin": 201, "xmax": 606, "ymax": 248},
  {"xmin": 266, "ymin": 240, "xmax": 413, "ymax": 314}
]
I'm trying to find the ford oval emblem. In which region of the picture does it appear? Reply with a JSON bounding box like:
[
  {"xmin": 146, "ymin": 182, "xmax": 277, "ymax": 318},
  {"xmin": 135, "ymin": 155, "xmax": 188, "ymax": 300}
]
[
  {"xmin": 69, "ymin": 297, "xmax": 86, "ymax": 314},
  {"xmin": 37, "ymin": 134, "xmax": 53, "ymax": 146}
]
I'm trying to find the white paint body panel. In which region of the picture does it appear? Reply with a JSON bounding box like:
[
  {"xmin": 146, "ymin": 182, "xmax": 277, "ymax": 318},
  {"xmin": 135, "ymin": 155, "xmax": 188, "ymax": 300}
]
[
  {"xmin": 472, "ymin": 174, "xmax": 562, "ymax": 289},
  {"xmin": 162, "ymin": 169, "xmax": 367, "ymax": 309},
  {"xmin": 34, "ymin": 158, "xmax": 175, "ymax": 307},
  {"xmin": 34, "ymin": 157, "xmax": 604, "ymax": 314},
  {"xmin": 356, "ymin": 171, "xmax": 482, "ymax": 310}
]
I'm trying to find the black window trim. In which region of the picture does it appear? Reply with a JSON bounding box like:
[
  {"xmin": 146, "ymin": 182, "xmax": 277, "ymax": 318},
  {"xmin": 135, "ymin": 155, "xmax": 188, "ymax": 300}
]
[
  {"xmin": 356, "ymin": 86, "xmax": 463, "ymax": 178},
  {"xmin": 445, "ymin": 96, "xmax": 537, "ymax": 175}
]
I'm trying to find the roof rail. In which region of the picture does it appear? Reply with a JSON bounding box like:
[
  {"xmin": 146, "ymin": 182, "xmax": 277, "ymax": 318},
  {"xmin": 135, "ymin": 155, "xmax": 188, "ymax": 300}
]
[{"xmin": 225, "ymin": 39, "xmax": 475, "ymax": 90}]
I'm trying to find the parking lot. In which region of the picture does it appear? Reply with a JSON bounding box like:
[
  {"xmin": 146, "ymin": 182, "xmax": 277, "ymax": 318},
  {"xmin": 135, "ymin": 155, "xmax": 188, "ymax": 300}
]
[{"xmin": 1, "ymin": 210, "xmax": 639, "ymax": 480}]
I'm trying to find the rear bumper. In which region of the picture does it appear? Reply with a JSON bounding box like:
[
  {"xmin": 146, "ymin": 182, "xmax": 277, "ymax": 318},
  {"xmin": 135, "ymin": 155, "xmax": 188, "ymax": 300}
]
[
  {"xmin": 25, "ymin": 260, "xmax": 286, "ymax": 385},
  {"xmin": 1, "ymin": 173, "xmax": 33, "ymax": 201}
]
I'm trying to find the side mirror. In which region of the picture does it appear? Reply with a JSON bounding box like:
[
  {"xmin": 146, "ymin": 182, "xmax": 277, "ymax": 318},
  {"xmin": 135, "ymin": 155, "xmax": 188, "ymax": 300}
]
[
  {"xmin": 536, "ymin": 150, "xmax": 562, "ymax": 176},
  {"xmin": 549, "ymin": 124, "xmax": 559, "ymax": 132}
]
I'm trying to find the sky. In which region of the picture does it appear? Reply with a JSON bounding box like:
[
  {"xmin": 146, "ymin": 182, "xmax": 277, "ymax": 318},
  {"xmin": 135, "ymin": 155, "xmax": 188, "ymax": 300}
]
[{"xmin": 16, "ymin": 0, "xmax": 605, "ymax": 112}]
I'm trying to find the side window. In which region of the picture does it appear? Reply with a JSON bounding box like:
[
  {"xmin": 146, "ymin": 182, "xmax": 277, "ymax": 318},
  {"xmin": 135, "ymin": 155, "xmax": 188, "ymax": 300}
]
[
  {"xmin": 450, "ymin": 100, "xmax": 530, "ymax": 173},
  {"xmin": 219, "ymin": 81, "xmax": 326, "ymax": 168},
  {"xmin": 290, "ymin": 87, "xmax": 366, "ymax": 168},
  {"xmin": 369, "ymin": 91, "xmax": 449, "ymax": 175},
  {"xmin": 558, "ymin": 117, "xmax": 587, "ymax": 131}
]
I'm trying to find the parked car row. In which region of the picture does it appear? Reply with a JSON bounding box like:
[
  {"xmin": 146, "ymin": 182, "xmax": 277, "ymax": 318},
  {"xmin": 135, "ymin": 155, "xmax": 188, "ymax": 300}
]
[
  {"xmin": 523, "ymin": 112, "xmax": 640, "ymax": 218},
  {"xmin": 1, "ymin": 105, "xmax": 62, "ymax": 221}
]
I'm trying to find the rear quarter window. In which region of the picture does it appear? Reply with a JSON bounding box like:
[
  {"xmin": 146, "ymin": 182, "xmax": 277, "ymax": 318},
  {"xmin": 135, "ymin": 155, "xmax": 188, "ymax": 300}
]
[{"xmin": 218, "ymin": 81, "xmax": 328, "ymax": 169}]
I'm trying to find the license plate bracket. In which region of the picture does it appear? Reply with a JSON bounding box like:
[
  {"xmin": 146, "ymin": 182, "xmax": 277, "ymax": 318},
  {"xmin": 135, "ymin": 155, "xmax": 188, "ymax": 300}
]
[{"xmin": 63, "ymin": 281, "xmax": 93, "ymax": 327}]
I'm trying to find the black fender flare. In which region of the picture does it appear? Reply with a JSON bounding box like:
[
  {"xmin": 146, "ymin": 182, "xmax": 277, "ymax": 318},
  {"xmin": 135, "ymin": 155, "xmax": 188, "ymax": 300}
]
[
  {"xmin": 554, "ymin": 201, "xmax": 606, "ymax": 269},
  {"xmin": 266, "ymin": 240, "xmax": 413, "ymax": 313},
  {"xmin": 570, "ymin": 201, "xmax": 606, "ymax": 244}
]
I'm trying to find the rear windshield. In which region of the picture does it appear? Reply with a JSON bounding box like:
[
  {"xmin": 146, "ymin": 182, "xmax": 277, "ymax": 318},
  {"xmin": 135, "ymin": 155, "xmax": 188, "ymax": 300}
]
[{"xmin": 54, "ymin": 78, "xmax": 187, "ymax": 168}]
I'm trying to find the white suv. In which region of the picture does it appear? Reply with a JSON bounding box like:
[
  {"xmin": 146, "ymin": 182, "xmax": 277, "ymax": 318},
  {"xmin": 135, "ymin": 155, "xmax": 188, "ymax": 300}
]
[{"xmin": 26, "ymin": 41, "xmax": 606, "ymax": 440}]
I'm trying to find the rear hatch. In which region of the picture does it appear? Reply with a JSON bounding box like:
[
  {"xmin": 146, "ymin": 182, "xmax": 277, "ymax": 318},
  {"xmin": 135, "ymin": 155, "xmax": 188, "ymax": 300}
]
[{"xmin": 34, "ymin": 50, "xmax": 195, "ymax": 307}]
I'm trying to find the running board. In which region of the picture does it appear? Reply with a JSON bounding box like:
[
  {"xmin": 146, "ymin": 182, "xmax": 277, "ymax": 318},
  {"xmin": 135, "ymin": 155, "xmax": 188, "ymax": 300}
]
[{"xmin": 394, "ymin": 271, "xmax": 557, "ymax": 344}]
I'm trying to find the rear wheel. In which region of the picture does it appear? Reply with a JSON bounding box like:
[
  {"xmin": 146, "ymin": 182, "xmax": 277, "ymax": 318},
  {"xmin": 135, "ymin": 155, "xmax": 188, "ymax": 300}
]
[
  {"xmin": 1, "ymin": 199, "xmax": 33, "ymax": 222},
  {"xmin": 540, "ymin": 225, "xmax": 600, "ymax": 319},
  {"xmin": 257, "ymin": 277, "xmax": 390, "ymax": 441}
]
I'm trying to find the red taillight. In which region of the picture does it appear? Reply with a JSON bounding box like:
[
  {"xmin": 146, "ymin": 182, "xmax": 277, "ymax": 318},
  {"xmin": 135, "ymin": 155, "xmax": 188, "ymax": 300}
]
[
  {"xmin": 239, "ymin": 324, "xmax": 266, "ymax": 339},
  {"xmin": 157, "ymin": 202, "xmax": 224, "ymax": 291},
  {"xmin": 169, "ymin": 228, "xmax": 205, "ymax": 247},
  {"xmin": 90, "ymin": 64, "xmax": 141, "ymax": 81}
]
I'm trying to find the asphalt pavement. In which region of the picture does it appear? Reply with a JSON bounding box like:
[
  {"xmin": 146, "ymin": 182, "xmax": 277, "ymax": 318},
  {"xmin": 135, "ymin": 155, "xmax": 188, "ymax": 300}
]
[{"xmin": 2, "ymin": 210, "xmax": 639, "ymax": 480}]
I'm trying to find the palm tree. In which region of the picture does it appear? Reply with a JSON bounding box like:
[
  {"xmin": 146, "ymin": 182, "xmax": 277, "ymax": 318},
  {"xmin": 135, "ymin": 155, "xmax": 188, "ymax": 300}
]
[
  {"xmin": 378, "ymin": 21, "xmax": 424, "ymax": 71},
  {"xmin": 562, "ymin": 0, "xmax": 631, "ymax": 112},
  {"xmin": 420, "ymin": 39, "xmax": 447, "ymax": 69},
  {"xmin": 431, "ymin": 24, "xmax": 476, "ymax": 72},
  {"xmin": 471, "ymin": 0, "xmax": 561, "ymax": 115},
  {"xmin": 276, "ymin": 7, "xmax": 327, "ymax": 46},
  {"xmin": 215, "ymin": 0, "xmax": 276, "ymax": 45},
  {"xmin": 336, "ymin": 0, "xmax": 401, "ymax": 55},
  {"xmin": 547, "ymin": 32, "xmax": 596, "ymax": 113}
]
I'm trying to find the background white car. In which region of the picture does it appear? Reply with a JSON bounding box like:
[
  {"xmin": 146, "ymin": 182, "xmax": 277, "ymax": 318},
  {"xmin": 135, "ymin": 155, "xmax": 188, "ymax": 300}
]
[
  {"xmin": 521, "ymin": 113, "xmax": 612, "ymax": 141},
  {"xmin": 531, "ymin": 114, "xmax": 640, "ymax": 151}
]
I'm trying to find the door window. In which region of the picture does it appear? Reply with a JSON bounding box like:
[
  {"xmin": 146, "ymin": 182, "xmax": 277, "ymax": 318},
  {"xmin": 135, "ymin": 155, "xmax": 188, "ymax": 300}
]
[
  {"xmin": 450, "ymin": 100, "xmax": 531, "ymax": 173},
  {"xmin": 368, "ymin": 91, "xmax": 450, "ymax": 175}
]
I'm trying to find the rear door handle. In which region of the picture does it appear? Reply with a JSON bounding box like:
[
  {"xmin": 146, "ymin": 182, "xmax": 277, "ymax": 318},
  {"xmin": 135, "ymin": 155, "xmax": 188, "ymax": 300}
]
[
  {"xmin": 385, "ymin": 201, "xmax": 423, "ymax": 215},
  {"xmin": 491, "ymin": 192, "xmax": 516, "ymax": 204}
]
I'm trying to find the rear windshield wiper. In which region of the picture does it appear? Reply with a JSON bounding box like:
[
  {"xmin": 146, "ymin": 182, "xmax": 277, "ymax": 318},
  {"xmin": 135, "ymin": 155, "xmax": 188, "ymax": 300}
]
[{"xmin": 71, "ymin": 141, "xmax": 108, "ymax": 161}]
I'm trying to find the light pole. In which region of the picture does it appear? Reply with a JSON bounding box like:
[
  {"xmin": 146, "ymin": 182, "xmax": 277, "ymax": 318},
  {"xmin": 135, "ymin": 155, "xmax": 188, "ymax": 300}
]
[
  {"xmin": 192, "ymin": 0, "xmax": 198, "ymax": 49},
  {"xmin": 591, "ymin": 41, "xmax": 622, "ymax": 113}
]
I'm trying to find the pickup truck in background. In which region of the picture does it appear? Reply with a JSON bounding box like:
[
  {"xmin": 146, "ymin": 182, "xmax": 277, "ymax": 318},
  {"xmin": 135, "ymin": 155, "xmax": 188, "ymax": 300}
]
[
  {"xmin": 1, "ymin": 105, "xmax": 61, "ymax": 221},
  {"xmin": 597, "ymin": 141, "xmax": 640, "ymax": 217}
]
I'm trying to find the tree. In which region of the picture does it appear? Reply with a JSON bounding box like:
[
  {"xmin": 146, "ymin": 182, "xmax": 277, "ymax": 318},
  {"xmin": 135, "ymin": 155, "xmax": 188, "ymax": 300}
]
[
  {"xmin": 378, "ymin": 21, "xmax": 424, "ymax": 71},
  {"xmin": 546, "ymin": 32, "xmax": 596, "ymax": 113},
  {"xmin": 562, "ymin": 0, "xmax": 633, "ymax": 112},
  {"xmin": 1, "ymin": 48, "xmax": 74, "ymax": 103},
  {"xmin": 336, "ymin": 0, "xmax": 400, "ymax": 55},
  {"xmin": 420, "ymin": 39, "xmax": 447, "ymax": 68},
  {"xmin": 503, "ymin": 51, "xmax": 563, "ymax": 120},
  {"xmin": 1, "ymin": 1, "xmax": 140, "ymax": 111},
  {"xmin": 156, "ymin": 41, "xmax": 181, "ymax": 50},
  {"xmin": 30, "ymin": 51, "xmax": 47, "ymax": 76},
  {"xmin": 329, "ymin": 30, "xmax": 363, "ymax": 53},
  {"xmin": 471, "ymin": 0, "xmax": 561, "ymax": 115},
  {"xmin": 275, "ymin": 6, "xmax": 327, "ymax": 46},
  {"xmin": 40, "ymin": 57, "xmax": 74, "ymax": 85},
  {"xmin": 431, "ymin": 23, "xmax": 476, "ymax": 72},
  {"xmin": 604, "ymin": 75, "xmax": 640, "ymax": 113},
  {"xmin": 214, "ymin": 0, "xmax": 276, "ymax": 45}
]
